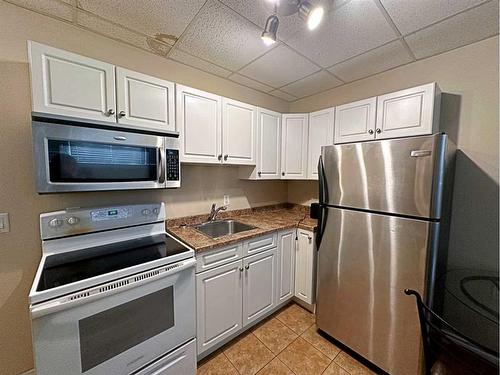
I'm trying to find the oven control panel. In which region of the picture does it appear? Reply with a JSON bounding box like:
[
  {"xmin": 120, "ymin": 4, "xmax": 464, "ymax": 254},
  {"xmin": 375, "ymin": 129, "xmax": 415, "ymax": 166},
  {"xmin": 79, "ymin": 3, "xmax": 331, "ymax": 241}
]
[
  {"xmin": 40, "ymin": 203, "xmax": 166, "ymax": 240},
  {"xmin": 91, "ymin": 208, "xmax": 130, "ymax": 222}
]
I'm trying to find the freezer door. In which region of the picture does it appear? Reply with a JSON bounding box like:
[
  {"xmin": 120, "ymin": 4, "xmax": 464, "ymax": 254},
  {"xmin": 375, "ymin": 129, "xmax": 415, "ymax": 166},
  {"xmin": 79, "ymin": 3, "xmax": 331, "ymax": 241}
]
[
  {"xmin": 316, "ymin": 207, "xmax": 436, "ymax": 375},
  {"xmin": 320, "ymin": 134, "xmax": 448, "ymax": 218}
]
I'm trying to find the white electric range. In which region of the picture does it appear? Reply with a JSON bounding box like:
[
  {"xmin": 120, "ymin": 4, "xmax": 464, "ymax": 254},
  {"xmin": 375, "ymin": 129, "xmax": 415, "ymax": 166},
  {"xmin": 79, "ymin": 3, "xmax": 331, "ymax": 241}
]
[{"xmin": 29, "ymin": 202, "xmax": 197, "ymax": 375}]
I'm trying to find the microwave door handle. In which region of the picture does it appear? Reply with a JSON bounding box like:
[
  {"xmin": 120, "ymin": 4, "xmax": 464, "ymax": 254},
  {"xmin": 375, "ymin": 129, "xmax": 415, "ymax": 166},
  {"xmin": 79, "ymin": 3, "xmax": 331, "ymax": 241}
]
[{"xmin": 158, "ymin": 148, "xmax": 166, "ymax": 184}]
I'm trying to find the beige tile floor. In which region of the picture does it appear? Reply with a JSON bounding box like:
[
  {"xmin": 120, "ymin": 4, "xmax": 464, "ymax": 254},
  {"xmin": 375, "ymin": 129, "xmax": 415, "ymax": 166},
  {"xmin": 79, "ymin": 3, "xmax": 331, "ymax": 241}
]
[{"xmin": 197, "ymin": 303, "xmax": 378, "ymax": 375}]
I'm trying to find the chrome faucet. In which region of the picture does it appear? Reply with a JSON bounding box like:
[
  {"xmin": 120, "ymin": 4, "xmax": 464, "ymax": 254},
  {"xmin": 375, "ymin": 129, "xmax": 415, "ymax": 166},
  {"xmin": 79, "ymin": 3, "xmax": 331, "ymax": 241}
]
[{"xmin": 207, "ymin": 203, "xmax": 227, "ymax": 222}]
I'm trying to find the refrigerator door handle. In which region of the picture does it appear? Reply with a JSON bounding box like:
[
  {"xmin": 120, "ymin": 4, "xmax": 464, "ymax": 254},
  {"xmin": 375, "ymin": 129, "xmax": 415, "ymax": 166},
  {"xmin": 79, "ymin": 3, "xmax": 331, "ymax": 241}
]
[{"xmin": 316, "ymin": 155, "xmax": 328, "ymax": 249}]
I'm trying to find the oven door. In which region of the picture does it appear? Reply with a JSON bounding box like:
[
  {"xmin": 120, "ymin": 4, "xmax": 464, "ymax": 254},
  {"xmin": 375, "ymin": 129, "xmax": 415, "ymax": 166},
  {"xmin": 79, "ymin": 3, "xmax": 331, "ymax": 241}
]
[
  {"xmin": 30, "ymin": 259, "xmax": 195, "ymax": 375},
  {"xmin": 32, "ymin": 120, "xmax": 167, "ymax": 192}
]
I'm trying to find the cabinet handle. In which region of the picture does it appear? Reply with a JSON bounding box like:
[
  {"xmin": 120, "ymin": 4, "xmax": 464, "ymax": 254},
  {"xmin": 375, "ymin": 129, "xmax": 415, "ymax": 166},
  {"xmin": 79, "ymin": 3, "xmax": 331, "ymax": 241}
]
[
  {"xmin": 239, "ymin": 267, "xmax": 244, "ymax": 272},
  {"xmin": 376, "ymin": 128, "xmax": 382, "ymax": 134},
  {"xmin": 281, "ymin": 172, "xmax": 285, "ymax": 176},
  {"xmin": 258, "ymin": 171, "xmax": 262, "ymax": 177},
  {"xmin": 105, "ymin": 109, "xmax": 115, "ymax": 116},
  {"xmin": 118, "ymin": 110, "xmax": 126, "ymax": 118},
  {"xmin": 217, "ymin": 154, "xmax": 222, "ymax": 161},
  {"xmin": 368, "ymin": 129, "xmax": 374, "ymax": 135},
  {"xmin": 245, "ymin": 265, "xmax": 250, "ymax": 270},
  {"xmin": 223, "ymin": 155, "xmax": 228, "ymax": 161}
]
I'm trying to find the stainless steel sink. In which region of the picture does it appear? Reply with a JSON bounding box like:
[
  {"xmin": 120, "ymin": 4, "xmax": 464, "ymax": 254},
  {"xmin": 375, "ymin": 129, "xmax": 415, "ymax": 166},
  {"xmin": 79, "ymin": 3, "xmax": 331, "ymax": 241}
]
[{"xmin": 193, "ymin": 220, "xmax": 256, "ymax": 239}]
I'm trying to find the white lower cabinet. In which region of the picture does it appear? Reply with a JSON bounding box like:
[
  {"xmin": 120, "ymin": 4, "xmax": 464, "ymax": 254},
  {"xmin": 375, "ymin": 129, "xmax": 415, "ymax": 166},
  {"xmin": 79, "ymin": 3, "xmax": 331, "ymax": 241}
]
[
  {"xmin": 196, "ymin": 260, "xmax": 243, "ymax": 355},
  {"xmin": 195, "ymin": 233, "xmax": 297, "ymax": 356},
  {"xmin": 295, "ymin": 229, "xmax": 316, "ymax": 305},
  {"xmin": 242, "ymin": 248, "xmax": 277, "ymax": 327},
  {"xmin": 277, "ymin": 230, "xmax": 295, "ymax": 303}
]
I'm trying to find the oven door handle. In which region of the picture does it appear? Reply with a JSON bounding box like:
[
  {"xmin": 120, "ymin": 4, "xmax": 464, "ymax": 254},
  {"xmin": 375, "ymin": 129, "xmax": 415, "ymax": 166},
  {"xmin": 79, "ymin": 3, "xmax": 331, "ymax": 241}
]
[
  {"xmin": 158, "ymin": 147, "xmax": 166, "ymax": 184},
  {"xmin": 30, "ymin": 258, "xmax": 195, "ymax": 319}
]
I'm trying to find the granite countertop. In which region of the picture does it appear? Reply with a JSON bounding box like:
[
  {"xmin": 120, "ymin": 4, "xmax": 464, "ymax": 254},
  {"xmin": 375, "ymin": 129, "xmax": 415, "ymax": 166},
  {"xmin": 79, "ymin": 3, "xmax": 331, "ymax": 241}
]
[{"xmin": 166, "ymin": 204, "xmax": 317, "ymax": 253}]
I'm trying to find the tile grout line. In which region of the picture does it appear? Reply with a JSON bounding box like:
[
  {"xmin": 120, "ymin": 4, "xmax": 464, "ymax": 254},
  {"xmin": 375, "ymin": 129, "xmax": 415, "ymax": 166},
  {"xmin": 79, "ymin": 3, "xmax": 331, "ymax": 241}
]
[{"xmin": 221, "ymin": 350, "xmax": 243, "ymax": 375}]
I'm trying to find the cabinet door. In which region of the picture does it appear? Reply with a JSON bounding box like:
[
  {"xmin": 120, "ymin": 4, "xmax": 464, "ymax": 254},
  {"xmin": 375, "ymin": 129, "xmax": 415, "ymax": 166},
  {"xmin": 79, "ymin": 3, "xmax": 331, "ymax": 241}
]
[
  {"xmin": 196, "ymin": 260, "xmax": 243, "ymax": 355},
  {"xmin": 116, "ymin": 68, "xmax": 175, "ymax": 132},
  {"xmin": 334, "ymin": 97, "xmax": 376, "ymax": 144},
  {"xmin": 376, "ymin": 82, "xmax": 440, "ymax": 140},
  {"xmin": 177, "ymin": 85, "xmax": 222, "ymax": 164},
  {"xmin": 242, "ymin": 248, "xmax": 277, "ymax": 327},
  {"xmin": 281, "ymin": 114, "xmax": 309, "ymax": 179},
  {"xmin": 28, "ymin": 41, "xmax": 116, "ymax": 123},
  {"xmin": 277, "ymin": 230, "xmax": 295, "ymax": 304},
  {"xmin": 257, "ymin": 108, "xmax": 281, "ymax": 179},
  {"xmin": 295, "ymin": 230, "xmax": 316, "ymax": 305},
  {"xmin": 222, "ymin": 98, "xmax": 257, "ymax": 165},
  {"xmin": 307, "ymin": 108, "xmax": 334, "ymax": 180}
]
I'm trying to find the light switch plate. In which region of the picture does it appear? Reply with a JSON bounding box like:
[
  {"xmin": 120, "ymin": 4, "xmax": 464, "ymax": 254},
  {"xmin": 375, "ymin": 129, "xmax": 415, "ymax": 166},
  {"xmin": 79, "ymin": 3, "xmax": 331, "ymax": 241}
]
[
  {"xmin": 0, "ymin": 213, "xmax": 9, "ymax": 233},
  {"xmin": 223, "ymin": 195, "xmax": 230, "ymax": 206}
]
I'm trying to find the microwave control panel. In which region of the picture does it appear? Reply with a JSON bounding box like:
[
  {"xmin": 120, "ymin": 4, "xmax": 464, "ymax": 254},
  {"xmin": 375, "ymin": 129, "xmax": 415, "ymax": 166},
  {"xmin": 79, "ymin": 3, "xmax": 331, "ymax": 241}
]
[{"xmin": 166, "ymin": 149, "xmax": 180, "ymax": 188}]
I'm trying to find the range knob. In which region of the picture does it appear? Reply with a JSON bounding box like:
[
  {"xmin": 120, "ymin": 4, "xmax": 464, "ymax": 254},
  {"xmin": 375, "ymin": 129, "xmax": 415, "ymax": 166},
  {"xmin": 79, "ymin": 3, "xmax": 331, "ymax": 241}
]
[
  {"xmin": 67, "ymin": 217, "xmax": 80, "ymax": 225},
  {"xmin": 153, "ymin": 208, "xmax": 159, "ymax": 215},
  {"xmin": 48, "ymin": 218, "xmax": 64, "ymax": 228},
  {"xmin": 141, "ymin": 209, "xmax": 151, "ymax": 216}
]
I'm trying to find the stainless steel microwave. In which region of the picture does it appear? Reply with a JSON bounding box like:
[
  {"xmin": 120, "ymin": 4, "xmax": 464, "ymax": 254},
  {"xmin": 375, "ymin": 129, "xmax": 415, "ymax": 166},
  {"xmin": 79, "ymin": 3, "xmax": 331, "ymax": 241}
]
[{"xmin": 32, "ymin": 118, "xmax": 180, "ymax": 193}]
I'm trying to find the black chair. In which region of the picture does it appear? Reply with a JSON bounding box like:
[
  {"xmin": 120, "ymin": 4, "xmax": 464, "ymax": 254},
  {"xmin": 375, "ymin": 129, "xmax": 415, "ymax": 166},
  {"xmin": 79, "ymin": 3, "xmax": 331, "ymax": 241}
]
[{"xmin": 405, "ymin": 289, "xmax": 499, "ymax": 375}]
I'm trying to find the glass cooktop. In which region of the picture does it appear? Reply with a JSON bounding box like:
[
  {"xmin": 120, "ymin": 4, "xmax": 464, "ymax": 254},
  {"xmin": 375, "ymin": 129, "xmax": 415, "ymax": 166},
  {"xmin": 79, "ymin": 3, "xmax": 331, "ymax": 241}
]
[{"xmin": 37, "ymin": 234, "xmax": 189, "ymax": 292}]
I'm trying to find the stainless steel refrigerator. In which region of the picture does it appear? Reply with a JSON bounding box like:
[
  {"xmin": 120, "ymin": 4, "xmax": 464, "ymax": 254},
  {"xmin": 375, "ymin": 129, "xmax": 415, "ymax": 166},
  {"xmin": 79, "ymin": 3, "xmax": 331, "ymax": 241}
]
[{"xmin": 315, "ymin": 134, "xmax": 455, "ymax": 375}]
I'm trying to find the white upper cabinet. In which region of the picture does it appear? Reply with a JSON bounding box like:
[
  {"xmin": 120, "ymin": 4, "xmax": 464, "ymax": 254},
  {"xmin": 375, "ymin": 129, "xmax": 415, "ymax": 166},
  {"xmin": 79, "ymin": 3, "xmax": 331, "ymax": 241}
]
[
  {"xmin": 28, "ymin": 41, "xmax": 116, "ymax": 123},
  {"xmin": 334, "ymin": 97, "xmax": 377, "ymax": 144},
  {"xmin": 177, "ymin": 85, "xmax": 222, "ymax": 164},
  {"xmin": 116, "ymin": 67, "xmax": 175, "ymax": 132},
  {"xmin": 375, "ymin": 82, "xmax": 440, "ymax": 140},
  {"xmin": 307, "ymin": 108, "xmax": 334, "ymax": 180},
  {"xmin": 281, "ymin": 114, "xmax": 309, "ymax": 180},
  {"xmin": 240, "ymin": 108, "xmax": 281, "ymax": 180},
  {"xmin": 29, "ymin": 42, "xmax": 176, "ymax": 134},
  {"xmin": 257, "ymin": 108, "xmax": 281, "ymax": 179},
  {"xmin": 222, "ymin": 98, "xmax": 257, "ymax": 165}
]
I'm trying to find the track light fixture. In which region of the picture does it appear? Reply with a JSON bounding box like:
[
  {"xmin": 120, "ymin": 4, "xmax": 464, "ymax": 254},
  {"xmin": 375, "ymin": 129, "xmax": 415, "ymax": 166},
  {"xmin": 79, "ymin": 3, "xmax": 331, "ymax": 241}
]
[
  {"xmin": 261, "ymin": 15, "xmax": 279, "ymax": 45},
  {"xmin": 261, "ymin": 0, "xmax": 324, "ymax": 44}
]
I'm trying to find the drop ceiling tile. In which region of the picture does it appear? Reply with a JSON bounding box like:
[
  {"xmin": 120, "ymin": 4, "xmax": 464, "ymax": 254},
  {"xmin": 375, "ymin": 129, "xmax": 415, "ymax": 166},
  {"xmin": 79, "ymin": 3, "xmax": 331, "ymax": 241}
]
[
  {"xmin": 169, "ymin": 49, "xmax": 232, "ymax": 78},
  {"xmin": 329, "ymin": 40, "xmax": 413, "ymax": 82},
  {"xmin": 229, "ymin": 73, "xmax": 274, "ymax": 92},
  {"xmin": 287, "ymin": 0, "xmax": 398, "ymax": 67},
  {"xmin": 405, "ymin": 0, "xmax": 499, "ymax": 59},
  {"xmin": 238, "ymin": 44, "xmax": 321, "ymax": 87},
  {"xmin": 380, "ymin": 0, "xmax": 490, "ymax": 35},
  {"xmin": 175, "ymin": 0, "xmax": 274, "ymax": 71},
  {"xmin": 5, "ymin": 0, "xmax": 74, "ymax": 21},
  {"xmin": 269, "ymin": 90, "xmax": 297, "ymax": 102},
  {"xmin": 77, "ymin": 0, "xmax": 206, "ymax": 42},
  {"xmin": 281, "ymin": 71, "xmax": 343, "ymax": 98},
  {"xmin": 220, "ymin": 0, "xmax": 341, "ymax": 41},
  {"xmin": 76, "ymin": 10, "xmax": 172, "ymax": 56}
]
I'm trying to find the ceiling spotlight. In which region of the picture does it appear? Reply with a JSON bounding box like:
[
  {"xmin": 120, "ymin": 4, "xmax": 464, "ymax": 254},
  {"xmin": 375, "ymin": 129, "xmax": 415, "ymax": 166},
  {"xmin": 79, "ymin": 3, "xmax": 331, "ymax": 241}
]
[
  {"xmin": 261, "ymin": 15, "xmax": 279, "ymax": 45},
  {"xmin": 298, "ymin": 1, "xmax": 324, "ymax": 30}
]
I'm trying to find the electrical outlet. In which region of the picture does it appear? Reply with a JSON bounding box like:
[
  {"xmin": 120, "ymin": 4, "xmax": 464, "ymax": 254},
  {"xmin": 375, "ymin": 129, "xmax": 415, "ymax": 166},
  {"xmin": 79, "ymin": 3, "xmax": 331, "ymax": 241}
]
[
  {"xmin": 223, "ymin": 195, "xmax": 230, "ymax": 206},
  {"xmin": 0, "ymin": 213, "xmax": 10, "ymax": 233}
]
